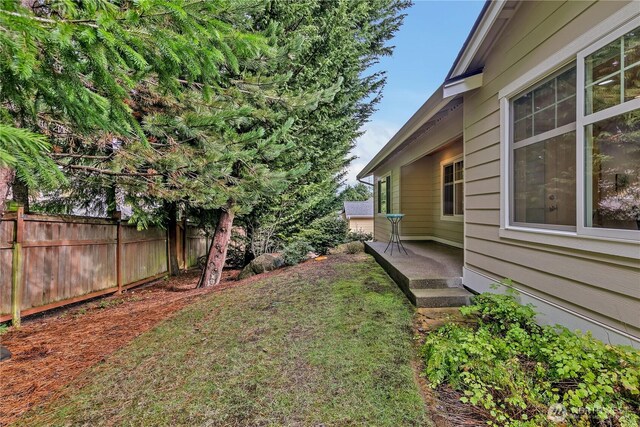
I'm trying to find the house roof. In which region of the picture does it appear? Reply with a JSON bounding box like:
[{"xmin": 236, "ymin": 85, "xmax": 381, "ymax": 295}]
[
  {"xmin": 357, "ymin": 0, "xmax": 519, "ymax": 180},
  {"xmin": 343, "ymin": 199, "xmax": 374, "ymax": 219}
]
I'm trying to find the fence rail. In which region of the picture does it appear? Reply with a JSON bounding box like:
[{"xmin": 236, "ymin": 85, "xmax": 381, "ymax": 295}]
[{"xmin": 0, "ymin": 208, "xmax": 207, "ymax": 325}]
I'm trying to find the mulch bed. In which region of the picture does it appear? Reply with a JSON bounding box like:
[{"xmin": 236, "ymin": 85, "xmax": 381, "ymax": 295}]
[{"xmin": 0, "ymin": 269, "xmax": 243, "ymax": 426}]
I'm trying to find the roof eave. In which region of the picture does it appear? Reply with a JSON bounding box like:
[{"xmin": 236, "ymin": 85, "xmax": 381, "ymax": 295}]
[{"xmin": 446, "ymin": 0, "xmax": 507, "ymax": 80}]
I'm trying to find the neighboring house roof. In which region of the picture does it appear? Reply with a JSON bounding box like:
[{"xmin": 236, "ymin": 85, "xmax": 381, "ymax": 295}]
[
  {"xmin": 343, "ymin": 199, "xmax": 374, "ymax": 219},
  {"xmin": 357, "ymin": 0, "xmax": 518, "ymax": 180}
]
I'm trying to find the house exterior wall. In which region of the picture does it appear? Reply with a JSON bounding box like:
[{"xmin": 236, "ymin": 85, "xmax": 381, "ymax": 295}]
[
  {"xmin": 400, "ymin": 139, "xmax": 463, "ymax": 246},
  {"xmin": 348, "ymin": 218, "xmax": 374, "ymax": 234},
  {"xmin": 462, "ymin": 0, "xmax": 640, "ymax": 345},
  {"xmin": 372, "ymin": 105, "xmax": 463, "ymax": 244}
]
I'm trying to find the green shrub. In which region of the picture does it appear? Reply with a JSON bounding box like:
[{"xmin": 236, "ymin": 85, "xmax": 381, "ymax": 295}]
[
  {"xmin": 296, "ymin": 215, "xmax": 348, "ymax": 255},
  {"xmin": 347, "ymin": 230, "xmax": 373, "ymax": 242},
  {"xmin": 422, "ymin": 289, "xmax": 640, "ymax": 427},
  {"xmin": 282, "ymin": 239, "xmax": 313, "ymax": 266}
]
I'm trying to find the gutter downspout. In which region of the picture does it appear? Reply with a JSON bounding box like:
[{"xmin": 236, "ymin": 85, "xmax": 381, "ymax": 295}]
[{"xmin": 357, "ymin": 177, "xmax": 374, "ymax": 187}]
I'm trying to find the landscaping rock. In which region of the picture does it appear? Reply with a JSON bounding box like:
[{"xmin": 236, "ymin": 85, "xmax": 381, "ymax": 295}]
[
  {"xmin": 0, "ymin": 345, "xmax": 11, "ymax": 362},
  {"xmin": 237, "ymin": 253, "xmax": 285, "ymax": 280}
]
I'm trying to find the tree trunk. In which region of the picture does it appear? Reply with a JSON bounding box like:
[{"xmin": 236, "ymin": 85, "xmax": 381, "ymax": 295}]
[
  {"xmin": 12, "ymin": 177, "xmax": 29, "ymax": 213},
  {"xmin": 0, "ymin": 167, "xmax": 15, "ymax": 215},
  {"xmin": 166, "ymin": 202, "xmax": 180, "ymax": 276},
  {"xmin": 243, "ymin": 224, "xmax": 255, "ymax": 266},
  {"xmin": 197, "ymin": 205, "xmax": 235, "ymax": 288}
]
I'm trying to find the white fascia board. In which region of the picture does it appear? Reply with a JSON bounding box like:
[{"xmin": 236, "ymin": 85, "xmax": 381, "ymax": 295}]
[
  {"xmin": 443, "ymin": 72, "xmax": 483, "ymax": 98},
  {"xmin": 449, "ymin": 1, "xmax": 507, "ymax": 79}
]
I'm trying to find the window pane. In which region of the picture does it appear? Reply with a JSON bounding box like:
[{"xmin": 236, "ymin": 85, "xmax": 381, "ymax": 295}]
[
  {"xmin": 455, "ymin": 161, "xmax": 463, "ymax": 181},
  {"xmin": 443, "ymin": 183, "xmax": 453, "ymax": 215},
  {"xmin": 624, "ymin": 64, "xmax": 640, "ymax": 102},
  {"xmin": 513, "ymin": 132, "xmax": 576, "ymax": 226},
  {"xmin": 624, "ymin": 28, "xmax": 640, "ymax": 66},
  {"xmin": 557, "ymin": 67, "xmax": 577, "ymax": 100},
  {"xmin": 454, "ymin": 182, "xmax": 464, "ymax": 215},
  {"xmin": 586, "ymin": 38, "xmax": 621, "ymax": 84},
  {"xmin": 588, "ymin": 72, "xmax": 621, "ymax": 114},
  {"xmin": 586, "ymin": 110, "xmax": 640, "ymax": 230},
  {"xmin": 513, "ymin": 65, "xmax": 576, "ymax": 142},
  {"xmin": 514, "ymin": 117, "xmax": 532, "ymax": 142},
  {"xmin": 533, "ymin": 79, "xmax": 556, "ymax": 112},
  {"xmin": 379, "ymin": 179, "xmax": 387, "ymax": 214},
  {"xmin": 444, "ymin": 164, "xmax": 453, "ymax": 184},
  {"xmin": 513, "ymin": 93, "xmax": 532, "ymax": 120},
  {"xmin": 533, "ymin": 106, "xmax": 556, "ymax": 135},
  {"xmin": 557, "ymin": 96, "xmax": 576, "ymax": 127}
]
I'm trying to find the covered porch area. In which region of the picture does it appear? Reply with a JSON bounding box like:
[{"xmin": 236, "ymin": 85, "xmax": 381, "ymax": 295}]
[{"xmin": 364, "ymin": 240, "xmax": 471, "ymax": 308}]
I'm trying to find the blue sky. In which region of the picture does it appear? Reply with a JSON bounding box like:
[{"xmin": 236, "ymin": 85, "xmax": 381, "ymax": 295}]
[{"xmin": 346, "ymin": 0, "xmax": 485, "ymax": 184}]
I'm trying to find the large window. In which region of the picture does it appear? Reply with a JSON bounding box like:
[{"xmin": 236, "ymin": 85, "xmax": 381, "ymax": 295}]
[
  {"xmin": 442, "ymin": 157, "xmax": 463, "ymax": 218},
  {"xmin": 583, "ymin": 27, "xmax": 640, "ymax": 232},
  {"xmin": 504, "ymin": 20, "xmax": 640, "ymax": 240},
  {"xmin": 378, "ymin": 175, "xmax": 390, "ymax": 214},
  {"xmin": 511, "ymin": 67, "xmax": 577, "ymax": 229}
]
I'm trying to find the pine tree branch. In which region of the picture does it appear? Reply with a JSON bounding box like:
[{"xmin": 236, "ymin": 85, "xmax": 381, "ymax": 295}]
[
  {"xmin": 0, "ymin": 10, "xmax": 99, "ymax": 28},
  {"xmin": 61, "ymin": 164, "xmax": 161, "ymax": 177}
]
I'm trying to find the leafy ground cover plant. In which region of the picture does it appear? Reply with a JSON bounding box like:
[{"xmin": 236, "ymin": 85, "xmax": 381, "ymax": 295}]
[{"xmin": 421, "ymin": 288, "xmax": 640, "ymax": 426}]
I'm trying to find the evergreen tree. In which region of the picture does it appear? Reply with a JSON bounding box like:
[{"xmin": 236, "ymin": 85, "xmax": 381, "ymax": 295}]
[{"xmin": 0, "ymin": 0, "xmax": 265, "ymax": 213}]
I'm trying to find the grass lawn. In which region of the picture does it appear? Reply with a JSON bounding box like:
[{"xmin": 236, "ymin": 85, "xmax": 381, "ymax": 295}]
[{"xmin": 19, "ymin": 253, "xmax": 430, "ymax": 426}]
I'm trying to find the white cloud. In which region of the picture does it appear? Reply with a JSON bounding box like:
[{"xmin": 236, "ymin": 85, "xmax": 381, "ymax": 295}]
[{"xmin": 344, "ymin": 120, "xmax": 400, "ymax": 185}]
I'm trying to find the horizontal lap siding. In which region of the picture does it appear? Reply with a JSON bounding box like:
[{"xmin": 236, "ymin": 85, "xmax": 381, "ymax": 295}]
[
  {"xmin": 401, "ymin": 156, "xmax": 432, "ymax": 237},
  {"xmin": 349, "ymin": 219, "xmax": 374, "ymax": 234},
  {"xmin": 464, "ymin": 0, "xmax": 640, "ymax": 335}
]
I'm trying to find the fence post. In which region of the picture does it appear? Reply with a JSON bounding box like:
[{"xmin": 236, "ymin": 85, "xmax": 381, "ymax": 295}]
[
  {"xmin": 166, "ymin": 224, "xmax": 172, "ymax": 277},
  {"xmin": 182, "ymin": 218, "xmax": 188, "ymax": 269},
  {"xmin": 114, "ymin": 211, "xmax": 123, "ymax": 294},
  {"xmin": 11, "ymin": 206, "xmax": 24, "ymax": 327}
]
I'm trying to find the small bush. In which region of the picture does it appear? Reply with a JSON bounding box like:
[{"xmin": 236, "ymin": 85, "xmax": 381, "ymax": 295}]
[
  {"xmin": 422, "ymin": 289, "xmax": 640, "ymax": 427},
  {"xmin": 347, "ymin": 230, "xmax": 373, "ymax": 242},
  {"xmin": 345, "ymin": 241, "xmax": 364, "ymax": 254},
  {"xmin": 296, "ymin": 215, "xmax": 348, "ymax": 255},
  {"xmin": 282, "ymin": 239, "xmax": 313, "ymax": 266}
]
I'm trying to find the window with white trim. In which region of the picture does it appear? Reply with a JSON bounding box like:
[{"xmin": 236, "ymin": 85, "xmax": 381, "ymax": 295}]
[
  {"xmin": 504, "ymin": 21, "xmax": 640, "ymax": 240},
  {"xmin": 510, "ymin": 66, "xmax": 577, "ymax": 229},
  {"xmin": 377, "ymin": 175, "xmax": 390, "ymax": 214},
  {"xmin": 582, "ymin": 26, "xmax": 640, "ymax": 233},
  {"xmin": 442, "ymin": 158, "xmax": 463, "ymax": 217}
]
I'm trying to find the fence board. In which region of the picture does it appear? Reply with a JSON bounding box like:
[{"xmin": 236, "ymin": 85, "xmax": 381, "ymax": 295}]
[
  {"xmin": 0, "ymin": 213, "xmax": 207, "ymax": 322},
  {"xmin": 0, "ymin": 219, "xmax": 13, "ymax": 315},
  {"xmin": 186, "ymin": 226, "xmax": 208, "ymax": 268},
  {"xmin": 121, "ymin": 225, "xmax": 167, "ymax": 285}
]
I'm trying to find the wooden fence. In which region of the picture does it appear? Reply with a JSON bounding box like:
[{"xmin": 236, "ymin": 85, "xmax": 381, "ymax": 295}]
[{"xmin": 0, "ymin": 208, "xmax": 208, "ymax": 325}]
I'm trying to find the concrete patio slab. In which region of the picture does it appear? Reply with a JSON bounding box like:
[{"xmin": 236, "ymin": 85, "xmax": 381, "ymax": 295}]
[{"xmin": 365, "ymin": 241, "xmax": 472, "ymax": 307}]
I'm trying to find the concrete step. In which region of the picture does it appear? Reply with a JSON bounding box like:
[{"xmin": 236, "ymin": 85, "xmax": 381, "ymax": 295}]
[
  {"xmin": 409, "ymin": 276, "xmax": 463, "ymax": 289},
  {"xmin": 411, "ymin": 287, "xmax": 472, "ymax": 308}
]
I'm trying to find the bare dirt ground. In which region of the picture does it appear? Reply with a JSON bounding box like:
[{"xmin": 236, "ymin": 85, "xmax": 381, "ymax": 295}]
[{"xmin": 0, "ymin": 269, "xmax": 242, "ymax": 426}]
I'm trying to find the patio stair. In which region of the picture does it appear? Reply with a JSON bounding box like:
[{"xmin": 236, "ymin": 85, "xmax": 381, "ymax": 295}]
[{"xmin": 364, "ymin": 241, "xmax": 473, "ymax": 308}]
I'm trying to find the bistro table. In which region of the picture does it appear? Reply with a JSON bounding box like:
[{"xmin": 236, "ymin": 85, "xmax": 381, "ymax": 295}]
[{"xmin": 384, "ymin": 213, "xmax": 408, "ymax": 255}]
